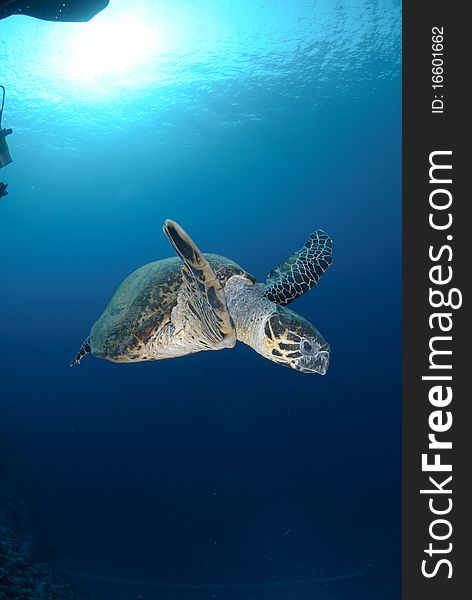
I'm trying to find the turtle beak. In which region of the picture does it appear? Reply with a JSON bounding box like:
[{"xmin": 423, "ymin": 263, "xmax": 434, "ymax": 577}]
[{"xmin": 295, "ymin": 348, "xmax": 330, "ymax": 375}]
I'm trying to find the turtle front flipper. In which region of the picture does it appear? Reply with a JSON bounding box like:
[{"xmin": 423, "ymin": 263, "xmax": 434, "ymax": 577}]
[
  {"xmin": 70, "ymin": 336, "xmax": 91, "ymax": 366},
  {"xmin": 163, "ymin": 220, "xmax": 236, "ymax": 351},
  {"xmin": 265, "ymin": 229, "xmax": 332, "ymax": 306}
]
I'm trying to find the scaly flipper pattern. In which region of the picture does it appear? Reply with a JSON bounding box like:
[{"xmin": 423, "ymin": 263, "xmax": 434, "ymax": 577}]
[{"xmin": 265, "ymin": 230, "xmax": 332, "ymax": 305}]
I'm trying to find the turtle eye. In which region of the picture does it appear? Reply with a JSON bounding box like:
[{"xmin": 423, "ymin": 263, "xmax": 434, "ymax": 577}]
[{"xmin": 301, "ymin": 340, "xmax": 313, "ymax": 353}]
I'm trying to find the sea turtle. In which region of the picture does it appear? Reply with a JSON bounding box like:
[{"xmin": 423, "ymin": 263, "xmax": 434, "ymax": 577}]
[{"xmin": 71, "ymin": 220, "xmax": 332, "ymax": 374}]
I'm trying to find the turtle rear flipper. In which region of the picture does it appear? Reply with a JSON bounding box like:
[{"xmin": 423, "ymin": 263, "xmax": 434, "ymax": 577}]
[
  {"xmin": 70, "ymin": 337, "xmax": 91, "ymax": 366},
  {"xmin": 265, "ymin": 229, "xmax": 332, "ymax": 306},
  {"xmin": 163, "ymin": 220, "xmax": 236, "ymax": 351}
]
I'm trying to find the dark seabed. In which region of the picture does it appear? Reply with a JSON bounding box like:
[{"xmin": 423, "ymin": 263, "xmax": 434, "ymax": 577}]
[{"xmin": 0, "ymin": 1, "xmax": 401, "ymax": 598}]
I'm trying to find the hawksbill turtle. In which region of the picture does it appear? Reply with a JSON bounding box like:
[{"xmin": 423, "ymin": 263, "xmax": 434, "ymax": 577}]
[{"xmin": 71, "ymin": 220, "xmax": 332, "ymax": 374}]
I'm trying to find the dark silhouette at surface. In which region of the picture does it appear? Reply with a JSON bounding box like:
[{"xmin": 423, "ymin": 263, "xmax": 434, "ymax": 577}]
[{"xmin": 0, "ymin": 0, "xmax": 109, "ymax": 21}]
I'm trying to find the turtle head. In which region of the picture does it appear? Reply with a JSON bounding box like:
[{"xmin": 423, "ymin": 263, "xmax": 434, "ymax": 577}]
[{"xmin": 261, "ymin": 307, "xmax": 330, "ymax": 375}]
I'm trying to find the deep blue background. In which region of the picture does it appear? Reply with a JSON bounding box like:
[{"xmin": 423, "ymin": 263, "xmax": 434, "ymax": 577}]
[{"xmin": 0, "ymin": 1, "xmax": 401, "ymax": 598}]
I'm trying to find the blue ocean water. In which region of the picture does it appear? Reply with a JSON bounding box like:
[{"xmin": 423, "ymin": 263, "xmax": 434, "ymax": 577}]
[{"xmin": 0, "ymin": 1, "xmax": 401, "ymax": 598}]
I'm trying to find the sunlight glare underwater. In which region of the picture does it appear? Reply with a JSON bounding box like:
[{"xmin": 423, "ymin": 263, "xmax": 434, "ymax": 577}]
[
  {"xmin": 65, "ymin": 15, "xmax": 157, "ymax": 81},
  {"xmin": 52, "ymin": 4, "xmax": 187, "ymax": 96}
]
